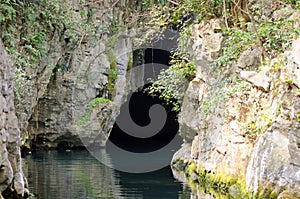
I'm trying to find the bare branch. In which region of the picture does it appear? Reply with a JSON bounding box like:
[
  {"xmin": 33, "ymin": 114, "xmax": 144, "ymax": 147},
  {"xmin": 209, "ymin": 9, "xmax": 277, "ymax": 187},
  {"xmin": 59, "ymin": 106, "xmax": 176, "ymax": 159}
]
[
  {"xmin": 167, "ymin": 0, "xmax": 179, "ymax": 6},
  {"xmin": 223, "ymin": 0, "xmax": 229, "ymax": 30},
  {"xmin": 230, "ymin": 0, "xmax": 265, "ymax": 62}
]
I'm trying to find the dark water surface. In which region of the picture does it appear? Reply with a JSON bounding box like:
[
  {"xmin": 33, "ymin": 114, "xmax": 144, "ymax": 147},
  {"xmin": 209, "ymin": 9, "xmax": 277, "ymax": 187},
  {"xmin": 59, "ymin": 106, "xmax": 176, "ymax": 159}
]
[{"xmin": 23, "ymin": 150, "xmax": 191, "ymax": 199}]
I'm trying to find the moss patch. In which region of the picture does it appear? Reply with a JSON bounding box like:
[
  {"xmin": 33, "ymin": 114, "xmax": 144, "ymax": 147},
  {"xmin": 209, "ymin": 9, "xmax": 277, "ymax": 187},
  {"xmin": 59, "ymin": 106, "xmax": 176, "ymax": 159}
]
[
  {"xmin": 105, "ymin": 36, "xmax": 118, "ymax": 99},
  {"xmin": 76, "ymin": 97, "xmax": 111, "ymax": 126},
  {"xmin": 181, "ymin": 160, "xmax": 251, "ymax": 198},
  {"xmin": 179, "ymin": 160, "xmax": 299, "ymax": 199}
]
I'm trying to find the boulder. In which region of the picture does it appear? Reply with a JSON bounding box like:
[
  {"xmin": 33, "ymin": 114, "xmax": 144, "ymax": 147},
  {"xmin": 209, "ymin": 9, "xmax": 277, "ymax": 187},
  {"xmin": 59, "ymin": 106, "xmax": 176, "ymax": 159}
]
[
  {"xmin": 240, "ymin": 70, "xmax": 270, "ymax": 91},
  {"xmin": 237, "ymin": 46, "xmax": 262, "ymax": 69}
]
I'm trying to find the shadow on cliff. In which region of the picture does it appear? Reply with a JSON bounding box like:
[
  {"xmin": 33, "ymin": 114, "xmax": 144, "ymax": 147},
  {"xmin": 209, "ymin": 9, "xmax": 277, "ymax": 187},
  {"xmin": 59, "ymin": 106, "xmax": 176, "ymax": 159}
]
[{"xmin": 106, "ymin": 48, "xmax": 182, "ymax": 154}]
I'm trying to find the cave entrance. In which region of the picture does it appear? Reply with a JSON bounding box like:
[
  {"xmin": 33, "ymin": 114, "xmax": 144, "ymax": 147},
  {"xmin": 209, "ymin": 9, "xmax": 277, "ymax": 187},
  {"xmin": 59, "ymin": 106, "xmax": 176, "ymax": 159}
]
[{"xmin": 106, "ymin": 48, "xmax": 182, "ymax": 154}]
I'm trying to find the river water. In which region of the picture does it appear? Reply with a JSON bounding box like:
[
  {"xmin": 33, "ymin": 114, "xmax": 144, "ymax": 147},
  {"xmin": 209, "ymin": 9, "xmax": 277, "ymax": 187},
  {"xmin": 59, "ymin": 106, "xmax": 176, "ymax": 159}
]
[{"xmin": 23, "ymin": 150, "xmax": 192, "ymax": 199}]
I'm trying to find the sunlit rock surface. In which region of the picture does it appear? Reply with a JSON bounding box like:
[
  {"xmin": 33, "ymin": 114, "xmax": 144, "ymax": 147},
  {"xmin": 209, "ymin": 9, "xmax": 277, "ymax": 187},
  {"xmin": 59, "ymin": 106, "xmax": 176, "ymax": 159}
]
[{"xmin": 172, "ymin": 14, "xmax": 300, "ymax": 198}]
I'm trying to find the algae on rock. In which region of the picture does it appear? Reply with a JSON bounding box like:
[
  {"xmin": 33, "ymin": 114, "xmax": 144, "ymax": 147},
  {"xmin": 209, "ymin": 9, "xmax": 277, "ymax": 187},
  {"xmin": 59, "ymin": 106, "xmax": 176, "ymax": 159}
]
[{"xmin": 171, "ymin": 3, "xmax": 300, "ymax": 198}]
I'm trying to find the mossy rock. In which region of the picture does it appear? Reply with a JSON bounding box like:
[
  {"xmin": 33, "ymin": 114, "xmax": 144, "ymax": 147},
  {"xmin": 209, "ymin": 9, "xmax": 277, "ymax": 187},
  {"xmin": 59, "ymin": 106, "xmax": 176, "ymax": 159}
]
[
  {"xmin": 171, "ymin": 158, "xmax": 187, "ymax": 172},
  {"xmin": 183, "ymin": 163, "xmax": 253, "ymax": 198}
]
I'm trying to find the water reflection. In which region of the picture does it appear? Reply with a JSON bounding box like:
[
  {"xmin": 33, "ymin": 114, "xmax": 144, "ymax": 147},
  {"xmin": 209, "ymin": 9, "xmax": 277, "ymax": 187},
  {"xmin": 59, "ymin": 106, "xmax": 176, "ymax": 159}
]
[{"xmin": 23, "ymin": 150, "xmax": 191, "ymax": 199}]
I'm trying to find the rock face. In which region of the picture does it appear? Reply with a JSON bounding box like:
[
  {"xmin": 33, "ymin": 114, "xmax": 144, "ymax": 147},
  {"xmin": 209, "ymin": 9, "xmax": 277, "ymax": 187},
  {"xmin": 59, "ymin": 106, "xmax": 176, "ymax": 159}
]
[
  {"xmin": 286, "ymin": 38, "xmax": 300, "ymax": 88},
  {"xmin": 0, "ymin": 41, "xmax": 28, "ymax": 198},
  {"xmin": 10, "ymin": 0, "xmax": 135, "ymax": 150},
  {"xmin": 246, "ymin": 130, "xmax": 300, "ymax": 196},
  {"xmin": 27, "ymin": 35, "xmax": 132, "ymax": 150},
  {"xmin": 240, "ymin": 70, "xmax": 270, "ymax": 91},
  {"xmin": 172, "ymin": 16, "xmax": 300, "ymax": 198},
  {"xmin": 177, "ymin": 19, "xmax": 254, "ymax": 179}
]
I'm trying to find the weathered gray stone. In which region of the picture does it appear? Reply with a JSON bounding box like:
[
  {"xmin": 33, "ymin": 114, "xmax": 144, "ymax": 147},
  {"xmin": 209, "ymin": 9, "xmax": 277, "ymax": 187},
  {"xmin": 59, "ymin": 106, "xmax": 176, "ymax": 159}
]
[
  {"xmin": 172, "ymin": 143, "xmax": 191, "ymax": 165},
  {"xmin": 237, "ymin": 46, "xmax": 261, "ymax": 69},
  {"xmin": 230, "ymin": 135, "xmax": 246, "ymax": 144},
  {"xmin": 1, "ymin": 84, "xmax": 8, "ymax": 97},
  {"xmin": 246, "ymin": 129, "xmax": 300, "ymax": 196},
  {"xmin": 191, "ymin": 135, "xmax": 199, "ymax": 159},
  {"xmin": 171, "ymin": 143, "xmax": 191, "ymax": 183},
  {"xmin": 228, "ymin": 184, "xmax": 242, "ymax": 198},
  {"xmin": 229, "ymin": 120, "xmax": 240, "ymax": 133},
  {"xmin": 172, "ymin": 12, "xmax": 300, "ymax": 198},
  {"xmin": 191, "ymin": 19, "xmax": 224, "ymax": 83},
  {"xmin": 0, "ymin": 40, "xmax": 27, "ymax": 197},
  {"xmin": 286, "ymin": 38, "xmax": 300, "ymax": 88},
  {"xmin": 24, "ymin": 5, "xmax": 133, "ymax": 149},
  {"xmin": 240, "ymin": 70, "xmax": 270, "ymax": 91},
  {"xmin": 289, "ymin": 129, "xmax": 300, "ymax": 166},
  {"xmin": 272, "ymin": 5, "xmax": 294, "ymax": 20},
  {"xmin": 179, "ymin": 78, "xmax": 206, "ymax": 142},
  {"xmin": 13, "ymin": 172, "xmax": 24, "ymax": 196}
]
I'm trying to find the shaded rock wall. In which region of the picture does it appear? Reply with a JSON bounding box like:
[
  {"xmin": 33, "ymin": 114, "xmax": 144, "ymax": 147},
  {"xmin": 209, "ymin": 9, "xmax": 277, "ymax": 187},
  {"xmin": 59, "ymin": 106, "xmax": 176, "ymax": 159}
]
[
  {"xmin": 0, "ymin": 41, "xmax": 27, "ymax": 198},
  {"xmin": 11, "ymin": 0, "xmax": 135, "ymax": 150},
  {"xmin": 28, "ymin": 33, "xmax": 132, "ymax": 150}
]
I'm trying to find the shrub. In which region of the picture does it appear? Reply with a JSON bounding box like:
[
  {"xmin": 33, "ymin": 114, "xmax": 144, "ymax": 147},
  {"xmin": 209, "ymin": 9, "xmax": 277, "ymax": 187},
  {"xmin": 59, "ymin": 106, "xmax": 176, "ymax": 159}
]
[
  {"xmin": 76, "ymin": 98, "xmax": 111, "ymax": 126},
  {"xmin": 146, "ymin": 52, "xmax": 195, "ymax": 112}
]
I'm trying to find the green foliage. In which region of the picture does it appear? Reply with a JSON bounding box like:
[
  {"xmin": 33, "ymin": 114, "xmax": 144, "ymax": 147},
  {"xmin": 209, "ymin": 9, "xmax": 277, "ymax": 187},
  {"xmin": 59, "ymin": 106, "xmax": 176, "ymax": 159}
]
[
  {"xmin": 170, "ymin": 0, "xmax": 223, "ymax": 28},
  {"xmin": 146, "ymin": 52, "xmax": 195, "ymax": 112},
  {"xmin": 225, "ymin": 79, "xmax": 252, "ymax": 97},
  {"xmin": 90, "ymin": 97, "xmax": 111, "ymax": 107},
  {"xmin": 105, "ymin": 37, "xmax": 118, "ymax": 99},
  {"xmin": 109, "ymin": 68, "xmax": 118, "ymax": 82},
  {"xmin": 141, "ymin": 0, "xmax": 168, "ymax": 11},
  {"xmin": 296, "ymin": 115, "xmax": 300, "ymax": 123},
  {"xmin": 216, "ymin": 27, "xmax": 254, "ymax": 68},
  {"xmin": 146, "ymin": 67, "xmax": 186, "ymax": 112},
  {"xmin": 198, "ymin": 85, "xmax": 226, "ymax": 119},
  {"xmin": 170, "ymin": 52, "xmax": 196, "ymax": 80},
  {"xmin": 144, "ymin": 0, "xmax": 223, "ymax": 30},
  {"xmin": 177, "ymin": 25, "xmax": 192, "ymax": 54},
  {"xmin": 0, "ymin": 0, "xmax": 103, "ymax": 78},
  {"xmin": 0, "ymin": 0, "xmax": 79, "ymax": 106},
  {"xmin": 76, "ymin": 98, "xmax": 111, "ymax": 126},
  {"xmin": 216, "ymin": 19, "xmax": 299, "ymax": 70},
  {"xmin": 283, "ymin": 0, "xmax": 300, "ymax": 9},
  {"xmin": 258, "ymin": 20, "xmax": 299, "ymax": 56},
  {"xmin": 110, "ymin": 18, "xmax": 121, "ymax": 34},
  {"xmin": 107, "ymin": 67, "xmax": 118, "ymax": 98},
  {"xmin": 77, "ymin": 114, "xmax": 89, "ymax": 126},
  {"xmin": 0, "ymin": 0, "xmax": 68, "ymax": 65}
]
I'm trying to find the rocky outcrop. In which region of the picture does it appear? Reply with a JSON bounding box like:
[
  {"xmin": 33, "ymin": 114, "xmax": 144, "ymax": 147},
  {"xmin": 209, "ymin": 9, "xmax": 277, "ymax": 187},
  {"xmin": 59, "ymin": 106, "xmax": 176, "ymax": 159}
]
[
  {"xmin": 176, "ymin": 19, "xmax": 255, "ymax": 180},
  {"xmin": 10, "ymin": 0, "xmax": 135, "ymax": 150},
  {"xmin": 0, "ymin": 41, "xmax": 28, "ymax": 198},
  {"xmin": 27, "ymin": 35, "xmax": 131, "ymax": 150},
  {"xmin": 240, "ymin": 70, "xmax": 270, "ymax": 91},
  {"xmin": 246, "ymin": 130, "xmax": 300, "ymax": 197},
  {"xmin": 286, "ymin": 38, "xmax": 300, "ymax": 88},
  {"xmin": 245, "ymin": 39, "xmax": 300, "ymax": 197},
  {"xmin": 172, "ymin": 12, "xmax": 300, "ymax": 198}
]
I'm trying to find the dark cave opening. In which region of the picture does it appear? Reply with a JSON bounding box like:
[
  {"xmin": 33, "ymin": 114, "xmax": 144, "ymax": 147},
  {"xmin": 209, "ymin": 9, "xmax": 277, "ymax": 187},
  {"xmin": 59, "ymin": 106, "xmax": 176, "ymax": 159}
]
[{"xmin": 106, "ymin": 48, "xmax": 182, "ymax": 154}]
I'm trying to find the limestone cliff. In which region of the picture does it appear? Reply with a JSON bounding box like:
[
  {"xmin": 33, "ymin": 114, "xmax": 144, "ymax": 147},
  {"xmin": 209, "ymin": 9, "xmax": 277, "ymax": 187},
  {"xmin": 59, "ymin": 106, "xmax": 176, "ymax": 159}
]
[
  {"xmin": 171, "ymin": 4, "xmax": 300, "ymax": 199},
  {"xmin": 0, "ymin": 0, "xmax": 136, "ymax": 150},
  {"xmin": 1, "ymin": 0, "xmax": 300, "ymax": 198},
  {"xmin": 0, "ymin": 41, "xmax": 28, "ymax": 198},
  {"xmin": 0, "ymin": 0, "xmax": 136, "ymax": 197}
]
